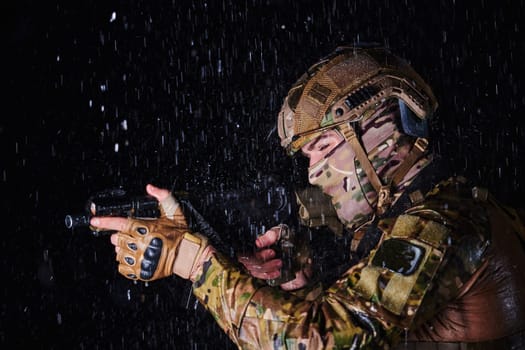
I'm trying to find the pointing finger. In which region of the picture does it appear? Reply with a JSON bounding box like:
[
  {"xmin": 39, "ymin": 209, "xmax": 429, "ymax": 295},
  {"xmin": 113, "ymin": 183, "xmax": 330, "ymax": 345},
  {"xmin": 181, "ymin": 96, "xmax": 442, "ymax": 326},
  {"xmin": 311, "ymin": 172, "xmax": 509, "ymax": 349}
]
[
  {"xmin": 90, "ymin": 217, "xmax": 130, "ymax": 232},
  {"xmin": 110, "ymin": 233, "xmax": 119, "ymax": 246}
]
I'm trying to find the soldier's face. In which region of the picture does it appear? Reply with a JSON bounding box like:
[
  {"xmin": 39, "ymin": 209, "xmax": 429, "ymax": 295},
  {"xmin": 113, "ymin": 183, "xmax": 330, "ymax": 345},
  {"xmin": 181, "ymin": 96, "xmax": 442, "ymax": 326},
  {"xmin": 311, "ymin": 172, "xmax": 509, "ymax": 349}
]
[
  {"xmin": 301, "ymin": 129, "xmax": 376, "ymax": 228},
  {"xmin": 301, "ymin": 129, "xmax": 345, "ymax": 168}
]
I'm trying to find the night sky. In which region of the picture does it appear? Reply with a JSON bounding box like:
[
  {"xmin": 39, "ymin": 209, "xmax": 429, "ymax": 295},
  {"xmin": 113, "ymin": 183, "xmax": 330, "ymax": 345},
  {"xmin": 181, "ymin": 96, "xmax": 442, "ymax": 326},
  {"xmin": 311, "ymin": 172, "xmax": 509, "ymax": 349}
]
[{"xmin": 3, "ymin": 0, "xmax": 525, "ymax": 349}]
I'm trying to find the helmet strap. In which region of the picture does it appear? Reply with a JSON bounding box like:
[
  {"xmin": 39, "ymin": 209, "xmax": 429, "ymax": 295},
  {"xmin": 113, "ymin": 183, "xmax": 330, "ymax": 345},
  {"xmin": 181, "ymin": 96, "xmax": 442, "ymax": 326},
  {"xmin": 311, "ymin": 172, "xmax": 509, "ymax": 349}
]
[
  {"xmin": 381, "ymin": 137, "xmax": 429, "ymax": 214},
  {"xmin": 338, "ymin": 123, "xmax": 429, "ymax": 216},
  {"xmin": 390, "ymin": 137, "xmax": 429, "ymax": 186},
  {"xmin": 338, "ymin": 122, "xmax": 384, "ymax": 200}
]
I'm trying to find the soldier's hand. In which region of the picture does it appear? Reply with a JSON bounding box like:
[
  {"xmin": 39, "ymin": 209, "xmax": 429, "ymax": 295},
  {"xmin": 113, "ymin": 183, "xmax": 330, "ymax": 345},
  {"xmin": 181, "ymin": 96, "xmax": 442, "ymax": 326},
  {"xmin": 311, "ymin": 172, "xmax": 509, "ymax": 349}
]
[
  {"xmin": 91, "ymin": 184, "xmax": 206, "ymax": 281},
  {"xmin": 238, "ymin": 226, "xmax": 283, "ymax": 280},
  {"xmin": 238, "ymin": 226, "xmax": 311, "ymax": 291}
]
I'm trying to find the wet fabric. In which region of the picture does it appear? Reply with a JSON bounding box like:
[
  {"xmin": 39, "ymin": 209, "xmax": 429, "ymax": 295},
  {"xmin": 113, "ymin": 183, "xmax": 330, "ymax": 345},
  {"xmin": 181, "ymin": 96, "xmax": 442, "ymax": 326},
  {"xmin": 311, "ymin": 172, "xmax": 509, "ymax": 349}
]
[{"xmin": 191, "ymin": 177, "xmax": 525, "ymax": 349}]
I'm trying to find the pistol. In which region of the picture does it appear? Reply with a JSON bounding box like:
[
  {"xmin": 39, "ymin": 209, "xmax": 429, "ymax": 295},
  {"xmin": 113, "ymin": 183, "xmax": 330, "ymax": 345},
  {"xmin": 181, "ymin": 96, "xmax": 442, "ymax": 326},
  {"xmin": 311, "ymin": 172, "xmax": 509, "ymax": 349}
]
[
  {"xmin": 64, "ymin": 189, "xmax": 160, "ymax": 236},
  {"xmin": 66, "ymin": 183, "xmax": 301, "ymax": 285}
]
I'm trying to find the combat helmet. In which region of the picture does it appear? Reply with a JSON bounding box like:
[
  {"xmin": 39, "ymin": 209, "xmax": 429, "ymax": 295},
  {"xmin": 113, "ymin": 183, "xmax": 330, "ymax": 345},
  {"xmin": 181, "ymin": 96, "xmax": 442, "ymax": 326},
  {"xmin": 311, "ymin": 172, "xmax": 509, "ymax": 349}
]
[{"xmin": 278, "ymin": 45, "xmax": 438, "ymax": 214}]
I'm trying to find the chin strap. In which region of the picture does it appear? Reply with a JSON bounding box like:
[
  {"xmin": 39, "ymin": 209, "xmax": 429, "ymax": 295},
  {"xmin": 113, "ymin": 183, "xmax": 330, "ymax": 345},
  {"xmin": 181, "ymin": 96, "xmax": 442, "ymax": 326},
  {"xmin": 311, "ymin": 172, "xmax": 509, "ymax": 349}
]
[{"xmin": 338, "ymin": 123, "xmax": 429, "ymax": 216}]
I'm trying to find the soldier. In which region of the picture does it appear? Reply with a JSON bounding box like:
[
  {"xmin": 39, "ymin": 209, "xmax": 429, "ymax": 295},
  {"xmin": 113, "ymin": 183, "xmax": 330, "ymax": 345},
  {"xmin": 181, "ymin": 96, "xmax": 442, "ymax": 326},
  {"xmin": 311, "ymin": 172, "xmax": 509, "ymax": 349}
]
[{"xmin": 91, "ymin": 46, "xmax": 525, "ymax": 349}]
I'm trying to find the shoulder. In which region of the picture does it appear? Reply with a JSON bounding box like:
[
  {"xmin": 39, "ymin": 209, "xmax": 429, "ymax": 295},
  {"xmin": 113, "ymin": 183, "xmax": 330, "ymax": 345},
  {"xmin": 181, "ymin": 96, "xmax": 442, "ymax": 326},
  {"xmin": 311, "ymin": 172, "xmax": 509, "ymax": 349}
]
[{"xmin": 347, "ymin": 177, "xmax": 492, "ymax": 328}]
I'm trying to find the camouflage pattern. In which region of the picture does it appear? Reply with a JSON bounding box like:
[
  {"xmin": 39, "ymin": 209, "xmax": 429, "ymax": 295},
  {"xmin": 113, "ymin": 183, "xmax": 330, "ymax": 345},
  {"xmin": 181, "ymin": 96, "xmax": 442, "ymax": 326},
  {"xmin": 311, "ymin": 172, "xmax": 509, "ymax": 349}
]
[
  {"xmin": 308, "ymin": 140, "xmax": 377, "ymax": 229},
  {"xmin": 277, "ymin": 46, "xmax": 438, "ymax": 155},
  {"xmin": 295, "ymin": 186, "xmax": 344, "ymax": 235},
  {"xmin": 307, "ymin": 99, "xmax": 432, "ymax": 229},
  {"xmin": 191, "ymin": 177, "xmax": 497, "ymax": 349}
]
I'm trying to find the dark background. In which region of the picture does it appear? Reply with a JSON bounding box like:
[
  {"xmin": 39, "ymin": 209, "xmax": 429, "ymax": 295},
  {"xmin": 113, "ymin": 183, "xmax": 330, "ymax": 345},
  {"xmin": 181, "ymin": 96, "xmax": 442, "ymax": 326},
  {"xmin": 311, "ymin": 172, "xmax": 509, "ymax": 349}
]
[{"xmin": 3, "ymin": 0, "xmax": 525, "ymax": 349}]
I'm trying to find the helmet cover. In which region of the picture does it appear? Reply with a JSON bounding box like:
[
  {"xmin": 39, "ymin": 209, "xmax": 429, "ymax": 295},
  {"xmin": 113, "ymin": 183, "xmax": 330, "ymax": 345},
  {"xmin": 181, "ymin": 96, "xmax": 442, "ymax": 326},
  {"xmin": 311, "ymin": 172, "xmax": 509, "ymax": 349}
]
[{"xmin": 277, "ymin": 46, "xmax": 438, "ymax": 155}]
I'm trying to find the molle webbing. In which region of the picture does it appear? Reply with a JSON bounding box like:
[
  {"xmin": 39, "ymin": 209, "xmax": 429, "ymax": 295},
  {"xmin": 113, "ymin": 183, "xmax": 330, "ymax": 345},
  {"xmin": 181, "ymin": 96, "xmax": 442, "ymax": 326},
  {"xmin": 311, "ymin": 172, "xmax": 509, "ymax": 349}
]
[{"xmin": 354, "ymin": 214, "xmax": 449, "ymax": 328}]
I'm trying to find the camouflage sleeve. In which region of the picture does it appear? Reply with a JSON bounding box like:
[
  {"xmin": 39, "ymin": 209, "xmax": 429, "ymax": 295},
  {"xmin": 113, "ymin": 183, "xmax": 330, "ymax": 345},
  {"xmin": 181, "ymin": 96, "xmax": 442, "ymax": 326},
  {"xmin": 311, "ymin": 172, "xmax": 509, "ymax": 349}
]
[
  {"xmin": 192, "ymin": 250, "xmax": 400, "ymax": 349},
  {"xmin": 191, "ymin": 178, "xmax": 491, "ymax": 349},
  {"xmin": 401, "ymin": 177, "xmax": 492, "ymax": 327},
  {"xmin": 191, "ymin": 253, "xmax": 262, "ymax": 346}
]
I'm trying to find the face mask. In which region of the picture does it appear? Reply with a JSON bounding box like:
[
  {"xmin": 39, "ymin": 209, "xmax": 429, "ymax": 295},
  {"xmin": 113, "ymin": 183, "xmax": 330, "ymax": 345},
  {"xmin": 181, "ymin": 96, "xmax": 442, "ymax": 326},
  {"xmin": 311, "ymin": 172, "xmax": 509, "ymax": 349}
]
[
  {"xmin": 308, "ymin": 141, "xmax": 377, "ymax": 228},
  {"xmin": 306, "ymin": 100, "xmax": 433, "ymax": 228}
]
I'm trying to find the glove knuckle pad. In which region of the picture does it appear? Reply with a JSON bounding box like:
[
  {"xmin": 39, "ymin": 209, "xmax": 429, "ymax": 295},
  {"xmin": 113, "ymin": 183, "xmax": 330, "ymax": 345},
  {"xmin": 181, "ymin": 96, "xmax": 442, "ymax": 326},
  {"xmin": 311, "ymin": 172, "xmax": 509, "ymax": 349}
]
[
  {"xmin": 124, "ymin": 256, "xmax": 135, "ymax": 265},
  {"xmin": 139, "ymin": 238, "xmax": 163, "ymax": 280},
  {"xmin": 136, "ymin": 226, "xmax": 148, "ymax": 235}
]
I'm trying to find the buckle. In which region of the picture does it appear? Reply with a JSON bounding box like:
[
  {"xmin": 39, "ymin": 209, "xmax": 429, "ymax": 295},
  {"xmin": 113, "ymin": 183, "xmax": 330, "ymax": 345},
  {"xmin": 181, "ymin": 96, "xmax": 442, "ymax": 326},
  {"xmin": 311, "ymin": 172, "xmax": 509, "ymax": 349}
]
[
  {"xmin": 414, "ymin": 137, "xmax": 429, "ymax": 152},
  {"xmin": 377, "ymin": 185, "xmax": 393, "ymax": 215}
]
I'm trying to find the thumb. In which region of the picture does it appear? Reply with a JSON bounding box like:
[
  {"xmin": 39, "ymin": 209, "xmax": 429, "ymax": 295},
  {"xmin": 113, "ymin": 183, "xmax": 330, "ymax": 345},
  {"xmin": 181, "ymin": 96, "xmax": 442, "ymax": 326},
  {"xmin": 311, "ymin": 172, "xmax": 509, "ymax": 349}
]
[
  {"xmin": 146, "ymin": 184, "xmax": 170, "ymax": 201},
  {"xmin": 146, "ymin": 184, "xmax": 185, "ymax": 223}
]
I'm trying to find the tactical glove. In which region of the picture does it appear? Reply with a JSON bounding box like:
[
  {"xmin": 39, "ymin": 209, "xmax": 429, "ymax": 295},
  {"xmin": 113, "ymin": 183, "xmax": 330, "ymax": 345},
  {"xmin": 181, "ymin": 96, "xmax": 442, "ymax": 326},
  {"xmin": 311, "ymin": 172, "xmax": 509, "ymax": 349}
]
[{"xmin": 114, "ymin": 193, "xmax": 206, "ymax": 281}]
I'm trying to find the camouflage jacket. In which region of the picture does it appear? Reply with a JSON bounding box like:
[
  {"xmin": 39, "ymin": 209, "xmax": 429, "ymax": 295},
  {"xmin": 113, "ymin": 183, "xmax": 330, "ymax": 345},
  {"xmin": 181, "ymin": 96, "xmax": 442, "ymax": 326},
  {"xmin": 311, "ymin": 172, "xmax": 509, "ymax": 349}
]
[{"xmin": 191, "ymin": 177, "xmax": 524, "ymax": 349}]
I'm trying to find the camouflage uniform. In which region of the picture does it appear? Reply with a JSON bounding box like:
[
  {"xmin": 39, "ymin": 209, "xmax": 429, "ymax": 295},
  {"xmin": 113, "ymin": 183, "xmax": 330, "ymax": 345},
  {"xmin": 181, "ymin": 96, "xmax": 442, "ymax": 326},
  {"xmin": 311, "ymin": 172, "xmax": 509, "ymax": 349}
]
[
  {"xmin": 192, "ymin": 176, "xmax": 525, "ymax": 349},
  {"xmin": 189, "ymin": 46, "xmax": 525, "ymax": 350}
]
